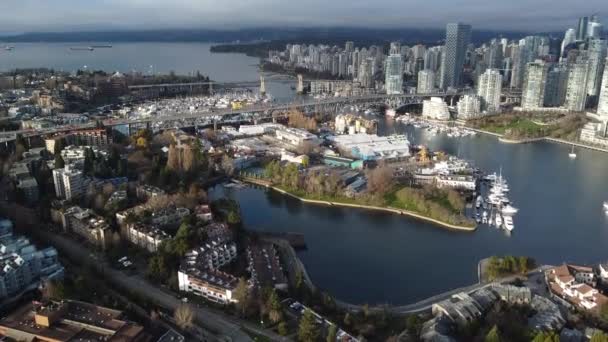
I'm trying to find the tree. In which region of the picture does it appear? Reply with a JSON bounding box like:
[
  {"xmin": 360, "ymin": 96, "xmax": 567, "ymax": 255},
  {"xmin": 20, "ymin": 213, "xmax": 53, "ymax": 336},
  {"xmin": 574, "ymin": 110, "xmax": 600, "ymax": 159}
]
[
  {"xmin": 278, "ymin": 321, "xmax": 289, "ymax": 336},
  {"xmin": 182, "ymin": 144, "xmax": 196, "ymax": 172},
  {"xmin": 234, "ymin": 277, "xmax": 251, "ymax": 316},
  {"xmin": 326, "ymin": 324, "xmax": 338, "ymax": 342},
  {"xmin": 591, "ymin": 331, "xmax": 608, "ymax": 342},
  {"xmin": 298, "ymin": 309, "xmax": 320, "ymax": 342},
  {"xmin": 221, "ymin": 155, "xmax": 235, "ymax": 176},
  {"xmin": 532, "ymin": 331, "xmax": 560, "ymax": 342},
  {"xmin": 485, "ymin": 325, "xmax": 500, "ymax": 342},
  {"xmin": 406, "ymin": 314, "xmax": 422, "ymax": 338},
  {"xmin": 343, "ymin": 312, "xmax": 352, "ymax": 326},
  {"xmin": 54, "ymin": 154, "xmax": 65, "ymax": 169},
  {"xmin": 166, "ymin": 144, "xmax": 181, "ymax": 171},
  {"xmin": 174, "ymin": 304, "xmax": 195, "ymax": 330},
  {"xmin": 267, "ymin": 290, "xmax": 283, "ymax": 324},
  {"xmin": 41, "ymin": 279, "xmax": 65, "ymax": 301},
  {"xmin": 366, "ymin": 163, "xmax": 393, "ymax": 195},
  {"xmin": 53, "ymin": 138, "xmax": 64, "ymax": 155}
]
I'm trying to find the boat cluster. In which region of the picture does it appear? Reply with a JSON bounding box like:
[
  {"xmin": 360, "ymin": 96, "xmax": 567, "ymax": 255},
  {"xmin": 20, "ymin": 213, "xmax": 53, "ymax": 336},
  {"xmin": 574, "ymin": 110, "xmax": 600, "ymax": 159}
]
[
  {"xmin": 127, "ymin": 92, "xmax": 271, "ymax": 121},
  {"xmin": 396, "ymin": 116, "xmax": 477, "ymax": 138},
  {"xmin": 476, "ymin": 172, "xmax": 518, "ymax": 232}
]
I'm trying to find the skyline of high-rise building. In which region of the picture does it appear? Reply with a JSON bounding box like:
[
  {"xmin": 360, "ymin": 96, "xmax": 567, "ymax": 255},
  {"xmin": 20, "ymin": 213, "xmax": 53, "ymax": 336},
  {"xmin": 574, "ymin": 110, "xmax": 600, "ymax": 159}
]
[
  {"xmin": 417, "ymin": 69, "xmax": 436, "ymax": 94},
  {"xmin": 565, "ymin": 57, "xmax": 590, "ymax": 111},
  {"xmin": 597, "ymin": 58, "xmax": 608, "ymax": 118},
  {"xmin": 385, "ymin": 53, "xmax": 403, "ymax": 94},
  {"xmin": 586, "ymin": 39, "xmax": 607, "ymax": 97},
  {"xmin": 439, "ymin": 23, "xmax": 472, "ymax": 90},
  {"xmin": 477, "ymin": 68, "xmax": 502, "ymax": 113},
  {"xmin": 521, "ymin": 60, "xmax": 548, "ymax": 109}
]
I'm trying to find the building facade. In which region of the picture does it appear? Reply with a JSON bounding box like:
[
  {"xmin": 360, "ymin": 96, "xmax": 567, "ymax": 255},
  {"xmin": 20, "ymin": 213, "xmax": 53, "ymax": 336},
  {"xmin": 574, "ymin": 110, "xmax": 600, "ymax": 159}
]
[
  {"xmin": 52, "ymin": 166, "xmax": 84, "ymax": 200},
  {"xmin": 417, "ymin": 69, "xmax": 436, "ymax": 94},
  {"xmin": 521, "ymin": 61, "xmax": 548, "ymax": 110},
  {"xmin": 477, "ymin": 68, "xmax": 502, "ymax": 113},
  {"xmin": 385, "ymin": 54, "xmax": 403, "ymax": 94},
  {"xmin": 440, "ymin": 23, "xmax": 472, "ymax": 90},
  {"xmin": 457, "ymin": 95, "xmax": 482, "ymax": 120},
  {"xmin": 565, "ymin": 59, "xmax": 590, "ymax": 112},
  {"xmin": 597, "ymin": 58, "xmax": 608, "ymax": 118},
  {"xmin": 422, "ymin": 97, "xmax": 451, "ymax": 120}
]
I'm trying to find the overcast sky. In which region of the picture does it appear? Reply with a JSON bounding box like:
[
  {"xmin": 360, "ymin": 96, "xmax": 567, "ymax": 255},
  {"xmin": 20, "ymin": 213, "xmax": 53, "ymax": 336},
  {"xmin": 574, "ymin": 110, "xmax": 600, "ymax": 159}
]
[{"xmin": 0, "ymin": 0, "xmax": 606, "ymax": 33}]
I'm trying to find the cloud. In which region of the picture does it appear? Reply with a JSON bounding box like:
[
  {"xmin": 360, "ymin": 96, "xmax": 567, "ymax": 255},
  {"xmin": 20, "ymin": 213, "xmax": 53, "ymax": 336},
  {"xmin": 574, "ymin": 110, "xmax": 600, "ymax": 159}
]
[{"xmin": 0, "ymin": 0, "xmax": 606, "ymax": 32}]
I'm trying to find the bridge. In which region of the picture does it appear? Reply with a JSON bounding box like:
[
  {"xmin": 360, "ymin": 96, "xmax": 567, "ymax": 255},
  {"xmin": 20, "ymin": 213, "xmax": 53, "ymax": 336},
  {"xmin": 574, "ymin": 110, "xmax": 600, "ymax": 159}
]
[{"xmin": 0, "ymin": 91, "xmax": 464, "ymax": 142}]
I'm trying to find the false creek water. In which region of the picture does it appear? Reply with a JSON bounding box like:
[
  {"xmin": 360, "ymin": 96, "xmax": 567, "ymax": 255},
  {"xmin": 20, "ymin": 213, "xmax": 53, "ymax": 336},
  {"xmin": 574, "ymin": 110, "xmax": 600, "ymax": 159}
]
[{"xmin": 4, "ymin": 42, "xmax": 608, "ymax": 305}]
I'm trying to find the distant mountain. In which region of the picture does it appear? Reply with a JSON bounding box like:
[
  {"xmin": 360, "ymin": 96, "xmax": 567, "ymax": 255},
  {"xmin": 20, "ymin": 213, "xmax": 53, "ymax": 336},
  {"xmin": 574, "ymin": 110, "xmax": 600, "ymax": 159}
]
[{"xmin": 0, "ymin": 27, "xmax": 538, "ymax": 45}]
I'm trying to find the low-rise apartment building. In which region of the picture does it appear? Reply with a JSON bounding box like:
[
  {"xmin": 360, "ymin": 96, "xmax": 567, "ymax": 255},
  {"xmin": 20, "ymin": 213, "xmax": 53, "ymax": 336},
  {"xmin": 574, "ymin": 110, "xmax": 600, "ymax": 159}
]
[
  {"xmin": 0, "ymin": 220, "xmax": 64, "ymax": 300},
  {"xmin": 127, "ymin": 223, "xmax": 170, "ymax": 253},
  {"xmin": 546, "ymin": 264, "xmax": 608, "ymax": 311},
  {"xmin": 61, "ymin": 206, "xmax": 112, "ymax": 250}
]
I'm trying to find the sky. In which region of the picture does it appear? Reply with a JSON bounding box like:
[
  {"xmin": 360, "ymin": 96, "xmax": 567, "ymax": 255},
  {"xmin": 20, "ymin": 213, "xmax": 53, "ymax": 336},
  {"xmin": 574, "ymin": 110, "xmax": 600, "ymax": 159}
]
[{"xmin": 0, "ymin": 0, "xmax": 606, "ymax": 33}]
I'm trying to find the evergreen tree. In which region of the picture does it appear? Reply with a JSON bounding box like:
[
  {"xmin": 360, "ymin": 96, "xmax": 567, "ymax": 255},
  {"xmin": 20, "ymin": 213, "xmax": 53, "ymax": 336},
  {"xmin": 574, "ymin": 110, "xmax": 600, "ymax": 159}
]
[
  {"xmin": 485, "ymin": 325, "xmax": 500, "ymax": 342},
  {"xmin": 326, "ymin": 324, "xmax": 338, "ymax": 342},
  {"xmin": 267, "ymin": 290, "xmax": 283, "ymax": 324},
  {"xmin": 591, "ymin": 331, "xmax": 608, "ymax": 342},
  {"xmin": 298, "ymin": 309, "xmax": 320, "ymax": 342},
  {"xmin": 54, "ymin": 154, "xmax": 65, "ymax": 169}
]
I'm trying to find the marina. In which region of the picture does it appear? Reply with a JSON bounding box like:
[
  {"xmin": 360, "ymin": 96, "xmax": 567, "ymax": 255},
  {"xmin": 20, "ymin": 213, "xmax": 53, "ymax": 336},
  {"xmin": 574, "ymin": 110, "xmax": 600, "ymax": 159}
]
[{"xmin": 4, "ymin": 42, "xmax": 608, "ymax": 306}]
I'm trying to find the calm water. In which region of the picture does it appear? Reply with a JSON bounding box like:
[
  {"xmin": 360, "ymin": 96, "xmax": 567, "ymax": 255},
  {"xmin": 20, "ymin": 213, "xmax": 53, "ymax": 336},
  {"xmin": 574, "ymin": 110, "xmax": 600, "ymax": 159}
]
[
  {"xmin": 0, "ymin": 42, "xmax": 295, "ymax": 101},
  {"xmin": 211, "ymin": 120, "xmax": 608, "ymax": 305},
  {"xmin": 5, "ymin": 42, "xmax": 608, "ymax": 305}
]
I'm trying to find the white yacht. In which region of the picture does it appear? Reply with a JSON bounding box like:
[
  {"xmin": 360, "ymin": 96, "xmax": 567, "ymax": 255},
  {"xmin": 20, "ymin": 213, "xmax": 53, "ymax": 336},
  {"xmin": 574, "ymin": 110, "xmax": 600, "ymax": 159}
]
[
  {"xmin": 569, "ymin": 146, "xmax": 577, "ymax": 159},
  {"xmin": 495, "ymin": 214, "xmax": 503, "ymax": 227},
  {"xmin": 475, "ymin": 196, "xmax": 483, "ymax": 209},
  {"xmin": 501, "ymin": 205, "xmax": 519, "ymax": 216},
  {"xmin": 503, "ymin": 216, "xmax": 514, "ymax": 231},
  {"xmin": 603, "ymin": 201, "xmax": 608, "ymax": 212}
]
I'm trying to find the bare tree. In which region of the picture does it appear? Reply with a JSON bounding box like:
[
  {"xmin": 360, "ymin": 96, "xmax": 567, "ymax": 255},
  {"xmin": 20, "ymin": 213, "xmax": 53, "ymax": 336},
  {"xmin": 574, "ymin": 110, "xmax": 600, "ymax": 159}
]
[
  {"xmin": 174, "ymin": 304, "xmax": 195, "ymax": 330},
  {"xmin": 221, "ymin": 155, "xmax": 235, "ymax": 176},
  {"xmin": 366, "ymin": 163, "xmax": 393, "ymax": 194},
  {"xmin": 182, "ymin": 145, "xmax": 195, "ymax": 172},
  {"xmin": 166, "ymin": 144, "xmax": 181, "ymax": 171}
]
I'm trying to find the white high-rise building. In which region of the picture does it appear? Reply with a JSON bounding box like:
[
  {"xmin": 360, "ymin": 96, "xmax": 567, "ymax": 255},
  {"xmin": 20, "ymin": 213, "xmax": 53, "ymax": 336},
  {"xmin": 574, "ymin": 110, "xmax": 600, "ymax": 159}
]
[
  {"xmin": 586, "ymin": 39, "xmax": 607, "ymax": 96},
  {"xmin": 417, "ymin": 70, "xmax": 436, "ymax": 94},
  {"xmin": 597, "ymin": 58, "xmax": 608, "ymax": 118},
  {"xmin": 52, "ymin": 165, "xmax": 85, "ymax": 200},
  {"xmin": 521, "ymin": 60, "xmax": 548, "ymax": 109},
  {"xmin": 422, "ymin": 97, "xmax": 450, "ymax": 120},
  {"xmin": 565, "ymin": 58, "xmax": 590, "ymax": 112},
  {"xmin": 560, "ymin": 28, "xmax": 576, "ymax": 59},
  {"xmin": 477, "ymin": 69, "xmax": 502, "ymax": 113},
  {"xmin": 385, "ymin": 54, "xmax": 403, "ymax": 94},
  {"xmin": 457, "ymin": 95, "xmax": 482, "ymax": 120}
]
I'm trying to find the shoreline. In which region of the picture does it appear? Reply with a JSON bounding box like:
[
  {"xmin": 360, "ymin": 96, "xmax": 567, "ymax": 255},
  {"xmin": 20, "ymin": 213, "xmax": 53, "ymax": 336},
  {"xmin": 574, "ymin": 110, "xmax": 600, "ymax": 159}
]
[
  {"xmin": 240, "ymin": 177, "xmax": 476, "ymax": 232},
  {"xmin": 468, "ymin": 127, "xmax": 608, "ymax": 152}
]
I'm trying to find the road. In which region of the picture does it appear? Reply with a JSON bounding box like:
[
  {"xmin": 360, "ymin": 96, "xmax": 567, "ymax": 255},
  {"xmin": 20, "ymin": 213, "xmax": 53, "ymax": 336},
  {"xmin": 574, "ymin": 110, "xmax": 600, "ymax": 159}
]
[{"xmin": 30, "ymin": 227, "xmax": 289, "ymax": 342}]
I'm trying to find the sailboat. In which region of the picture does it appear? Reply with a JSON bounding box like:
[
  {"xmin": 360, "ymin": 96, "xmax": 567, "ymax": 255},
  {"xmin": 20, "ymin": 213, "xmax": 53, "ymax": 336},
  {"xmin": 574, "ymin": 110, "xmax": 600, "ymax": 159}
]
[{"xmin": 568, "ymin": 146, "xmax": 577, "ymax": 159}]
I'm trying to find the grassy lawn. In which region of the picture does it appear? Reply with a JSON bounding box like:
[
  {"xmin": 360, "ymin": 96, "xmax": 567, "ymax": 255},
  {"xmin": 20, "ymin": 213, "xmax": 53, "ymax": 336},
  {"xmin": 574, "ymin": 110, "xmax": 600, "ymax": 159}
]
[
  {"xmin": 276, "ymin": 185, "xmax": 475, "ymax": 228},
  {"xmin": 480, "ymin": 118, "xmax": 542, "ymax": 135}
]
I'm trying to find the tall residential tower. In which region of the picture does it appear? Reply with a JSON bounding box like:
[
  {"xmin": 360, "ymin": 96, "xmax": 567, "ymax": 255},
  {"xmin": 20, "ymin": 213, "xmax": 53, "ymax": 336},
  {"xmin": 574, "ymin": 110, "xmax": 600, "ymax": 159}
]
[{"xmin": 439, "ymin": 23, "xmax": 472, "ymax": 90}]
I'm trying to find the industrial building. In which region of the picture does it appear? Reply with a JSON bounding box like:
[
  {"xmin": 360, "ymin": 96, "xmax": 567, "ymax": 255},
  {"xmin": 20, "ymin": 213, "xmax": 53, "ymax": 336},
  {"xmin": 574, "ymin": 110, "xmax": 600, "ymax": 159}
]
[
  {"xmin": 329, "ymin": 133, "xmax": 410, "ymax": 161},
  {"xmin": 0, "ymin": 300, "xmax": 151, "ymax": 341}
]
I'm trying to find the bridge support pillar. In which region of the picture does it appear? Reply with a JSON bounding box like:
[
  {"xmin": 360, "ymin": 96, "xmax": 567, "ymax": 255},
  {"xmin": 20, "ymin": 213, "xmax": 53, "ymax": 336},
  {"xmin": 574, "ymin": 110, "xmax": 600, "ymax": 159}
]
[
  {"xmin": 213, "ymin": 120, "xmax": 217, "ymax": 131},
  {"xmin": 272, "ymin": 116, "xmax": 277, "ymax": 124},
  {"xmin": 145, "ymin": 122, "xmax": 151, "ymax": 132}
]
